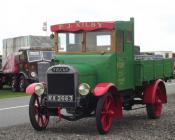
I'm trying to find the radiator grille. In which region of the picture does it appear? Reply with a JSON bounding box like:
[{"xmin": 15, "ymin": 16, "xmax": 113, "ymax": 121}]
[
  {"xmin": 38, "ymin": 62, "xmax": 50, "ymax": 82},
  {"xmin": 47, "ymin": 74, "xmax": 74, "ymax": 95}
]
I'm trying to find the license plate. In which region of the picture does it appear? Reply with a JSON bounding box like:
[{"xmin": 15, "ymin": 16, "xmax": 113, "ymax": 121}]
[{"xmin": 48, "ymin": 95, "xmax": 73, "ymax": 102}]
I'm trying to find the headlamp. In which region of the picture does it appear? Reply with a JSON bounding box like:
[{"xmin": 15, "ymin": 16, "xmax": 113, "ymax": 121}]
[
  {"xmin": 78, "ymin": 83, "xmax": 90, "ymax": 96},
  {"xmin": 34, "ymin": 83, "xmax": 45, "ymax": 96},
  {"xmin": 31, "ymin": 72, "xmax": 37, "ymax": 78}
]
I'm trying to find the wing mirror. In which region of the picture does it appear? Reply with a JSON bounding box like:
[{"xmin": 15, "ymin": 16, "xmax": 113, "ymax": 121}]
[{"xmin": 50, "ymin": 33, "xmax": 54, "ymax": 39}]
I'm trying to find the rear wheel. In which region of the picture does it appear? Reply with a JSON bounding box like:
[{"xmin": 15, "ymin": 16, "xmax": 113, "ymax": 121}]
[
  {"xmin": 146, "ymin": 86, "xmax": 163, "ymax": 119},
  {"xmin": 96, "ymin": 92, "xmax": 115, "ymax": 134},
  {"xmin": 11, "ymin": 77, "xmax": 19, "ymax": 92},
  {"xmin": 19, "ymin": 75, "xmax": 27, "ymax": 92},
  {"xmin": 29, "ymin": 94, "xmax": 49, "ymax": 131}
]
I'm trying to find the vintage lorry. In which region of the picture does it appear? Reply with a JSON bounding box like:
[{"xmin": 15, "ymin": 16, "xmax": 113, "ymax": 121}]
[
  {"xmin": 26, "ymin": 18, "xmax": 173, "ymax": 134},
  {"xmin": 0, "ymin": 35, "xmax": 54, "ymax": 91}
]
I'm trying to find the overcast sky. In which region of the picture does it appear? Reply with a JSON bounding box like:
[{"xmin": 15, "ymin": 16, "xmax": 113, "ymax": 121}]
[{"xmin": 0, "ymin": 0, "xmax": 175, "ymax": 54}]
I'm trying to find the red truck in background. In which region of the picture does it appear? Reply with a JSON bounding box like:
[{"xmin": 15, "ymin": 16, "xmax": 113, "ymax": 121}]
[
  {"xmin": 0, "ymin": 35, "xmax": 54, "ymax": 92},
  {"xmin": 0, "ymin": 55, "xmax": 2, "ymax": 69}
]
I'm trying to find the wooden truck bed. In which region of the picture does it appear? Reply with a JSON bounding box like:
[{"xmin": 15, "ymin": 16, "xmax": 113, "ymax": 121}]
[{"xmin": 135, "ymin": 58, "xmax": 173, "ymax": 86}]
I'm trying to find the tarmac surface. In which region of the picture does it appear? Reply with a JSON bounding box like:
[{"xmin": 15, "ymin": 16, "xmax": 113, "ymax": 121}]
[
  {"xmin": 0, "ymin": 96, "xmax": 30, "ymax": 127},
  {"xmin": 0, "ymin": 93, "xmax": 175, "ymax": 140}
]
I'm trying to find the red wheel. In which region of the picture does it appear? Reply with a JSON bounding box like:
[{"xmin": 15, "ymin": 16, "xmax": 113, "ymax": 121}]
[
  {"xmin": 146, "ymin": 86, "xmax": 163, "ymax": 119},
  {"xmin": 96, "ymin": 93, "xmax": 115, "ymax": 134},
  {"xmin": 29, "ymin": 94, "xmax": 49, "ymax": 131}
]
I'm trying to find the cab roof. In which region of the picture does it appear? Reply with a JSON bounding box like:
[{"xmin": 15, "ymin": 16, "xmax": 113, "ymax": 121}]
[{"xmin": 50, "ymin": 22, "xmax": 115, "ymax": 32}]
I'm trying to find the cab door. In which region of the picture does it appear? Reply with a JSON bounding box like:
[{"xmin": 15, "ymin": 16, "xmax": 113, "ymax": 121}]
[{"xmin": 116, "ymin": 20, "xmax": 134, "ymax": 90}]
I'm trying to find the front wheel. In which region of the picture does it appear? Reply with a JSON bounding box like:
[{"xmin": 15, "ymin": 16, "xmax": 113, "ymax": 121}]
[
  {"xmin": 29, "ymin": 94, "xmax": 49, "ymax": 131},
  {"xmin": 146, "ymin": 86, "xmax": 163, "ymax": 119},
  {"xmin": 96, "ymin": 92, "xmax": 115, "ymax": 134}
]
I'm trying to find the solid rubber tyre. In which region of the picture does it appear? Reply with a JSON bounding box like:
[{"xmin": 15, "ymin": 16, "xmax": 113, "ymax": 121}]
[{"xmin": 29, "ymin": 94, "xmax": 49, "ymax": 131}]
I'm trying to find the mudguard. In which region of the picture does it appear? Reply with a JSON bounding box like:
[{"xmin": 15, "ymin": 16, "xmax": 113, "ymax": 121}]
[
  {"xmin": 93, "ymin": 83, "xmax": 122, "ymax": 117},
  {"xmin": 143, "ymin": 79, "xmax": 167, "ymax": 104},
  {"xmin": 26, "ymin": 83, "xmax": 37, "ymax": 95},
  {"xmin": 93, "ymin": 83, "xmax": 117, "ymax": 97},
  {"xmin": 19, "ymin": 72, "xmax": 28, "ymax": 79}
]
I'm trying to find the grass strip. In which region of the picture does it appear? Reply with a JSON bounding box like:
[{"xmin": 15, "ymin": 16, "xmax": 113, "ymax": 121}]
[{"xmin": 0, "ymin": 88, "xmax": 29, "ymax": 99}]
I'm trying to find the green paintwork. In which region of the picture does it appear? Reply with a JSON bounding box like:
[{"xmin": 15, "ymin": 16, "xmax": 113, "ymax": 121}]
[
  {"xmin": 53, "ymin": 18, "xmax": 173, "ymax": 92},
  {"xmin": 115, "ymin": 19, "xmax": 135, "ymax": 90},
  {"xmin": 71, "ymin": 64, "xmax": 96, "ymax": 89},
  {"xmin": 54, "ymin": 53, "xmax": 117, "ymax": 90},
  {"xmin": 135, "ymin": 59, "xmax": 173, "ymax": 86}
]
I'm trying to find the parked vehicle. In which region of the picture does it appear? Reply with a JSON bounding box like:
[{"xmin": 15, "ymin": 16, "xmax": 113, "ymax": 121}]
[
  {"xmin": 26, "ymin": 18, "xmax": 173, "ymax": 134},
  {"xmin": 0, "ymin": 36, "xmax": 54, "ymax": 91},
  {"xmin": 0, "ymin": 55, "xmax": 2, "ymax": 69}
]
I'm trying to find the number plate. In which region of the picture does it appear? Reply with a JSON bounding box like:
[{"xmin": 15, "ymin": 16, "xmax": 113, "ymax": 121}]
[{"xmin": 48, "ymin": 95, "xmax": 73, "ymax": 102}]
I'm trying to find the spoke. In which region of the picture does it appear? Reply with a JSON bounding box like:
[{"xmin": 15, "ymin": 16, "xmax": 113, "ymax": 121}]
[
  {"xmin": 35, "ymin": 96, "xmax": 44, "ymax": 127},
  {"xmin": 37, "ymin": 116, "xmax": 41, "ymax": 126},
  {"xmin": 103, "ymin": 115, "xmax": 111, "ymax": 131},
  {"xmin": 101, "ymin": 110, "xmax": 107, "ymax": 115},
  {"xmin": 41, "ymin": 116, "xmax": 44, "ymax": 126},
  {"xmin": 36, "ymin": 97, "xmax": 41, "ymax": 110},
  {"xmin": 107, "ymin": 96, "xmax": 114, "ymax": 116},
  {"xmin": 108, "ymin": 110, "xmax": 115, "ymax": 116},
  {"xmin": 34, "ymin": 105, "xmax": 39, "ymax": 114},
  {"xmin": 154, "ymin": 86, "xmax": 163, "ymax": 117},
  {"xmin": 101, "ymin": 115, "xmax": 107, "ymax": 129},
  {"xmin": 102, "ymin": 102, "xmax": 108, "ymax": 114},
  {"xmin": 35, "ymin": 115, "xmax": 38, "ymax": 123},
  {"xmin": 106, "ymin": 98, "xmax": 111, "ymax": 110},
  {"xmin": 36, "ymin": 97, "xmax": 40, "ymax": 105},
  {"xmin": 100, "ymin": 94, "xmax": 114, "ymax": 132},
  {"xmin": 43, "ymin": 116, "xmax": 47, "ymax": 127}
]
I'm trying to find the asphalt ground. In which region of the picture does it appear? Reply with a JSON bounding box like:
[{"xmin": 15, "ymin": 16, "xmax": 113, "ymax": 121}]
[
  {"xmin": 0, "ymin": 96, "xmax": 30, "ymax": 127},
  {"xmin": 0, "ymin": 93, "xmax": 175, "ymax": 140}
]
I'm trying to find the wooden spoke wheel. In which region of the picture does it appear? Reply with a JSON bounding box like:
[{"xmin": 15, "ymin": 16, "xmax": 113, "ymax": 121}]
[
  {"xmin": 29, "ymin": 94, "xmax": 49, "ymax": 131},
  {"xmin": 96, "ymin": 93, "xmax": 115, "ymax": 134}
]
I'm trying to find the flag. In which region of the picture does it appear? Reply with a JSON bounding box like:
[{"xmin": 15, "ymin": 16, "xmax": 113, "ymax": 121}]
[{"xmin": 42, "ymin": 22, "xmax": 47, "ymax": 31}]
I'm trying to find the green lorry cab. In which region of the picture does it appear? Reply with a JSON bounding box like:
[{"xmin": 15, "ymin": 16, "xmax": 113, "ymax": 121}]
[{"xmin": 26, "ymin": 18, "xmax": 173, "ymax": 134}]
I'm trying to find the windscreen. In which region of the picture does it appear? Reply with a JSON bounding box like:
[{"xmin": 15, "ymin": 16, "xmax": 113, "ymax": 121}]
[
  {"xmin": 27, "ymin": 50, "xmax": 54, "ymax": 62},
  {"xmin": 27, "ymin": 51, "xmax": 42, "ymax": 62},
  {"xmin": 57, "ymin": 30, "xmax": 112, "ymax": 53},
  {"xmin": 42, "ymin": 51, "xmax": 55, "ymax": 61},
  {"xmin": 86, "ymin": 31, "xmax": 112, "ymax": 52},
  {"xmin": 58, "ymin": 33, "xmax": 81, "ymax": 52}
]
